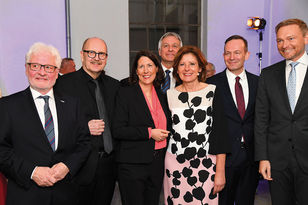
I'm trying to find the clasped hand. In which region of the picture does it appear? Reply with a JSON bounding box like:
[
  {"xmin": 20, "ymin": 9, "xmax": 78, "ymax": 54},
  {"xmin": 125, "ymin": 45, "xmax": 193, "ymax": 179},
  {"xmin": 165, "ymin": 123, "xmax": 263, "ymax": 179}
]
[
  {"xmin": 151, "ymin": 129, "xmax": 170, "ymax": 142},
  {"xmin": 32, "ymin": 162, "xmax": 69, "ymax": 187},
  {"xmin": 88, "ymin": 119, "xmax": 105, "ymax": 135}
]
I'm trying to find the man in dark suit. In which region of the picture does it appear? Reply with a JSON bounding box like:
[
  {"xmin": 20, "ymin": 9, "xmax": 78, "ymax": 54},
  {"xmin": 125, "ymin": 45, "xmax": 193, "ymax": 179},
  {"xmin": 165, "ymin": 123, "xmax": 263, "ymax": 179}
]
[
  {"xmin": 255, "ymin": 18, "xmax": 308, "ymax": 205},
  {"xmin": 158, "ymin": 32, "xmax": 182, "ymax": 92},
  {"xmin": 0, "ymin": 42, "xmax": 90, "ymax": 205},
  {"xmin": 56, "ymin": 37, "xmax": 120, "ymax": 205},
  {"xmin": 207, "ymin": 35, "xmax": 259, "ymax": 205}
]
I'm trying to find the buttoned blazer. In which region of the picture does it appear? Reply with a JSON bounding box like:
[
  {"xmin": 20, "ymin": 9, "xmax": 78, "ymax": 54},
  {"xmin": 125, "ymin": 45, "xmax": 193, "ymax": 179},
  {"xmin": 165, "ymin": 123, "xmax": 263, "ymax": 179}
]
[
  {"xmin": 207, "ymin": 70, "xmax": 259, "ymax": 167},
  {"xmin": 55, "ymin": 68, "xmax": 120, "ymax": 184},
  {"xmin": 0, "ymin": 87, "xmax": 90, "ymax": 205},
  {"xmin": 113, "ymin": 84, "xmax": 172, "ymax": 164},
  {"xmin": 255, "ymin": 60, "xmax": 308, "ymax": 173}
]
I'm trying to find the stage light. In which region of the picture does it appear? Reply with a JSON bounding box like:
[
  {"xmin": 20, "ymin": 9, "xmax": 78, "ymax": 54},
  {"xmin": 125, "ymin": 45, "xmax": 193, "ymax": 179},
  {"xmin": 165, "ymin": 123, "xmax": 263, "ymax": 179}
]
[
  {"xmin": 247, "ymin": 17, "xmax": 267, "ymax": 73},
  {"xmin": 247, "ymin": 17, "xmax": 266, "ymax": 30}
]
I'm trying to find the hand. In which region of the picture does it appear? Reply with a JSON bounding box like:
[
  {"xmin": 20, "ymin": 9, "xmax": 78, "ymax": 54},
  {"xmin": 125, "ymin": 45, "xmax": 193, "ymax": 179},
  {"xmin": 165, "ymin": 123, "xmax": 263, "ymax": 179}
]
[
  {"xmin": 32, "ymin": 166, "xmax": 56, "ymax": 187},
  {"xmin": 213, "ymin": 170, "xmax": 225, "ymax": 194},
  {"xmin": 88, "ymin": 119, "xmax": 105, "ymax": 135},
  {"xmin": 151, "ymin": 129, "xmax": 169, "ymax": 142},
  {"xmin": 51, "ymin": 162, "xmax": 69, "ymax": 182},
  {"xmin": 259, "ymin": 160, "xmax": 273, "ymax": 180}
]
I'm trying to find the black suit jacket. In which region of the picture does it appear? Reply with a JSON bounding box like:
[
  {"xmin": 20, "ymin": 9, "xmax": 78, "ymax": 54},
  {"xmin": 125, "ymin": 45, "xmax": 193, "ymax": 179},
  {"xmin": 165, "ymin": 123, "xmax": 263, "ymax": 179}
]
[
  {"xmin": 0, "ymin": 87, "xmax": 90, "ymax": 205},
  {"xmin": 55, "ymin": 68, "xmax": 120, "ymax": 184},
  {"xmin": 207, "ymin": 70, "xmax": 259, "ymax": 167},
  {"xmin": 113, "ymin": 84, "xmax": 171, "ymax": 164},
  {"xmin": 255, "ymin": 60, "xmax": 308, "ymax": 173}
]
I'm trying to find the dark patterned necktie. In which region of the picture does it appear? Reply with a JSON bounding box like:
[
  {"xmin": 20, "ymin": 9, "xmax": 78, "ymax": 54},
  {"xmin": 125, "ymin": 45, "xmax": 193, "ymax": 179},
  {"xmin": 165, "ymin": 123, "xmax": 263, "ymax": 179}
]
[
  {"xmin": 287, "ymin": 62, "xmax": 299, "ymax": 113},
  {"xmin": 162, "ymin": 70, "xmax": 171, "ymax": 93},
  {"xmin": 92, "ymin": 79, "xmax": 113, "ymax": 153},
  {"xmin": 235, "ymin": 76, "xmax": 245, "ymax": 119},
  {"xmin": 39, "ymin": 96, "xmax": 55, "ymax": 151}
]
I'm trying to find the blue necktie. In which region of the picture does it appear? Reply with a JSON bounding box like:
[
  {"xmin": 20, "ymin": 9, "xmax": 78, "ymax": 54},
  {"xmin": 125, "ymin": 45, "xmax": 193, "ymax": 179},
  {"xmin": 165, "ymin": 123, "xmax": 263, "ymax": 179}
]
[
  {"xmin": 162, "ymin": 70, "xmax": 171, "ymax": 93},
  {"xmin": 39, "ymin": 96, "xmax": 55, "ymax": 151},
  {"xmin": 287, "ymin": 62, "xmax": 299, "ymax": 113}
]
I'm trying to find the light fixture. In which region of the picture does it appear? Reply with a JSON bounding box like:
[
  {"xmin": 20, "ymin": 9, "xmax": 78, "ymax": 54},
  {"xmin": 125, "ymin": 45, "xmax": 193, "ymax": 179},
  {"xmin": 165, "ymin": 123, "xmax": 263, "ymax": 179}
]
[
  {"xmin": 247, "ymin": 17, "xmax": 267, "ymax": 73},
  {"xmin": 247, "ymin": 17, "xmax": 266, "ymax": 30}
]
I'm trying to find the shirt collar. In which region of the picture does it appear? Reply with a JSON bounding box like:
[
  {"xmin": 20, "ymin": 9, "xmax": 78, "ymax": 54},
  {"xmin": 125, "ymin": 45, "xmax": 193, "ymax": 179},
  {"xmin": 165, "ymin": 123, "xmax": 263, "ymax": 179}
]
[
  {"xmin": 161, "ymin": 63, "xmax": 173, "ymax": 73},
  {"xmin": 30, "ymin": 87, "xmax": 55, "ymax": 100},
  {"xmin": 286, "ymin": 52, "xmax": 308, "ymax": 68},
  {"xmin": 226, "ymin": 68, "xmax": 247, "ymax": 81}
]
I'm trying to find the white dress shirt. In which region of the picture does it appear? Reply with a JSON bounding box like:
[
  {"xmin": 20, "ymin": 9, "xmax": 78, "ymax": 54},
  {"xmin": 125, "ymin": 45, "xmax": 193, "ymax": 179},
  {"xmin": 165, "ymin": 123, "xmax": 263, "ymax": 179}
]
[
  {"xmin": 162, "ymin": 64, "xmax": 176, "ymax": 89},
  {"xmin": 30, "ymin": 87, "xmax": 59, "ymax": 150},
  {"xmin": 226, "ymin": 69, "xmax": 249, "ymax": 109},
  {"xmin": 285, "ymin": 52, "xmax": 308, "ymax": 106}
]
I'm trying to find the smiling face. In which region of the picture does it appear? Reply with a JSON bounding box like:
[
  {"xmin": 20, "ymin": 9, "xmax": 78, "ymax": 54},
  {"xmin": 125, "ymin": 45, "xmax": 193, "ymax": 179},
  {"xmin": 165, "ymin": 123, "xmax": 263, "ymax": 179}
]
[
  {"xmin": 25, "ymin": 51, "xmax": 59, "ymax": 95},
  {"xmin": 80, "ymin": 38, "xmax": 108, "ymax": 79},
  {"xmin": 159, "ymin": 35, "xmax": 181, "ymax": 67},
  {"xmin": 276, "ymin": 24, "xmax": 308, "ymax": 61},
  {"xmin": 136, "ymin": 56, "xmax": 158, "ymax": 87},
  {"xmin": 177, "ymin": 53, "xmax": 201, "ymax": 84},
  {"xmin": 223, "ymin": 39, "xmax": 250, "ymax": 75}
]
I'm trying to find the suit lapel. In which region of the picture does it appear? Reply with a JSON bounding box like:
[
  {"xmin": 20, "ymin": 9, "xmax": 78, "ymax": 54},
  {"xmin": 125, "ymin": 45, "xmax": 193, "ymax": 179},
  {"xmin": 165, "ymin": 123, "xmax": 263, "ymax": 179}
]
[
  {"xmin": 24, "ymin": 87, "xmax": 55, "ymax": 151},
  {"xmin": 54, "ymin": 92, "xmax": 66, "ymax": 150},
  {"xmin": 244, "ymin": 72, "xmax": 256, "ymax": 119},
  {"xmin": 277, "ymin": 61, "xmax": 293, "ymax": 113},
  {"xmin": 135, "ymin": 84, "xmax": 154, "ymax": 125},
  {"xmin": 221, "ymin": 71, "xmax": 242, "ymax": 120},
  {"xmin": 294, "ymin": 65, "xmax": 308, "ymax": 114}
]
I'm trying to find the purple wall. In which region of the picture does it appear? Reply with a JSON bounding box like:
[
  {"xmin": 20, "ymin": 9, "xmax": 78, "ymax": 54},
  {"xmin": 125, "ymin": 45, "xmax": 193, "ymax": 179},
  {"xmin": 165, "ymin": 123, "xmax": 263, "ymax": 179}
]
[{"xmin": 0, "ymin": 0, "xmax": 66, "ymax": 95}]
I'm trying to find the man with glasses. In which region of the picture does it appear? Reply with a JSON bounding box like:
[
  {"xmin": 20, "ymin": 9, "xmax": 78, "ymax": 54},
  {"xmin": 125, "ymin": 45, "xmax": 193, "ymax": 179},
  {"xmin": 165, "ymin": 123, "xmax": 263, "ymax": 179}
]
[
  {"xmin": 56, "ymin": 37, "xmax": 120, "ymax": 205},
  {"xmin": 0, "ymin": 42, "xmax": 90, "ymax": 205}
]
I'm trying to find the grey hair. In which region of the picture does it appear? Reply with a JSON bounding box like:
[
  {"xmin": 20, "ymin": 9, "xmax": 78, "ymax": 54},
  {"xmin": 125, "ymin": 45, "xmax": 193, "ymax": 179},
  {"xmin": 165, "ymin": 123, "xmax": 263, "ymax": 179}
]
[
  {"xmin": 25, "ymin": 42, "xmax": 62, "ymax": 68},
  {"xmin": 158, "ymin": 32, "xmax": 183, "ymax": 51}
]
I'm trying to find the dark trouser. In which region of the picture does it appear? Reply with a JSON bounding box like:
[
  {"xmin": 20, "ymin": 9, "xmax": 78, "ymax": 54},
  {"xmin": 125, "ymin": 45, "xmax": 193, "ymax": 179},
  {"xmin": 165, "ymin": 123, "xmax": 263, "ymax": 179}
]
[
  {"xmin": 219, "ymin": 147, "xmax": 259, "ymax": 205},
  {"xmin": 77, "ymin": 152, "xmax": 116, "ymax": 205},
  {"xmin": 270, "ymin": 153, "xmax": 308, "ymax": 205},
  {"xmin": 117, "ymin": 149, "xmax": 165, "ymax": 205}
]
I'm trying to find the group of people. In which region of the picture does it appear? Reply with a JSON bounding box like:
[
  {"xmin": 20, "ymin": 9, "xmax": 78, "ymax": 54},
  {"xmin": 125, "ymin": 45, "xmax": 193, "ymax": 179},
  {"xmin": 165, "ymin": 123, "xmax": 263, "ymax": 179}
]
[{"xmin": 0, "ymin": 17, "xmax": 307, "ymax": 205}]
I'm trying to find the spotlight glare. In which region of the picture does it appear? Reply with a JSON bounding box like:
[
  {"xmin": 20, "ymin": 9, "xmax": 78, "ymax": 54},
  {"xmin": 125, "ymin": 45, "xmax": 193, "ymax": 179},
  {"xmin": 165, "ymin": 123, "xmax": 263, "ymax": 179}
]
[{"xmin": 247, "ymin": 17, "xmax": 266, "ymax": 30}]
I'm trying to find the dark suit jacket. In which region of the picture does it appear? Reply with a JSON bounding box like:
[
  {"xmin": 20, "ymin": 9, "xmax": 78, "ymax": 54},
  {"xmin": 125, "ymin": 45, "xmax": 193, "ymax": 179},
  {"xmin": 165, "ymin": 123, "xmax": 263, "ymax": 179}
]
[
  {"xmin": 0, "ymin": 87, "xmax": 90, "ymax": 205},
  {"xmin": 55, "ymin": 68, "xmax": 120, "ymax": 184},
  {"xmin": 207, "ymin": 70, "xmax": 259, "ymax": 167},
  {"xmin": 255, "ymin": 60, "xmax": 308, "ymax": 173},
  {"xmin": 113, "ymin": 84, "xmax": 171, "ymax": 164}
]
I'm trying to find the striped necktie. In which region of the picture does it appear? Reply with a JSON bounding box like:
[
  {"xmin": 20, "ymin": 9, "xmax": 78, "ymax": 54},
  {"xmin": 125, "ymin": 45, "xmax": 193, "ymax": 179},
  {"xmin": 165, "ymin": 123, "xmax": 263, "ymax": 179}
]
[
  {"xmin": 162, "ymin": 70, "xmax": 171, "ymax": 93},
  {"xmin": 39, "ymin": 96, "xmax": 55, "ymax": 151},
  {"xmin": 287, "ymin": 62, "xmax": 299, "ymax": 113}
]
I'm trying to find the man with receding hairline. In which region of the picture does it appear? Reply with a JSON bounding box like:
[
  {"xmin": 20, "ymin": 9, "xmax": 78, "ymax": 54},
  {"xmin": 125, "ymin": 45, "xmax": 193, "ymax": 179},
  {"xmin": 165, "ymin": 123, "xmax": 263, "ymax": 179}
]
[
  {"xmin": 56, "ymin": 37, "xmax": 120, "ymax": 205},
  {"xmin": 255, "ymin": 18, "xmax": 308, "ymax": 205},
  {"xmin": 207, "ymin": 35, "xmax": 259, "ymax": 205}
]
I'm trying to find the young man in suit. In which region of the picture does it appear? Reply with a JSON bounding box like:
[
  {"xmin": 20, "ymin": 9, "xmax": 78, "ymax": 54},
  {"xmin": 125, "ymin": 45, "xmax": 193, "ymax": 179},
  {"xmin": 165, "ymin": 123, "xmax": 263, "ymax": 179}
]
[
  {"xmin": 207, "ymin": 35, "xmax": 259, "ymax": 205},
  {"xmin": 56, "ymin": 37, "xmax": 120, "ymax": 205},
  {"xmin": 0, "ymin": 42, "xmax": 91, "ymax": 205},
  {"xmin": 255, "ymin": 18, "xmax": 308, "ymax": 205}
]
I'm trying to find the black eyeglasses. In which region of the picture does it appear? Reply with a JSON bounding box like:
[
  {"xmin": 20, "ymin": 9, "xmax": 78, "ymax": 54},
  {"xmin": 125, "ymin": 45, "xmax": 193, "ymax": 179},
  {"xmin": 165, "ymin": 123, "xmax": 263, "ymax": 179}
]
[
  {"xmin": 27, "ymin": 63, "xmax": 58, "ymax": 73},
  {"xmin": 83, "ymin": 50, "xmax": 108, "ymax": 60}
]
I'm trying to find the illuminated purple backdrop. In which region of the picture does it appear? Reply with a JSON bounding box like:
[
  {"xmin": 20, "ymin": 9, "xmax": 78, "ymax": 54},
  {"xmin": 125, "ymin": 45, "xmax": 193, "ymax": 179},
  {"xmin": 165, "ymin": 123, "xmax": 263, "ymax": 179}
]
[{"xmin": 0, "ymin": 0, "xmax": 66, "ymax": 95}]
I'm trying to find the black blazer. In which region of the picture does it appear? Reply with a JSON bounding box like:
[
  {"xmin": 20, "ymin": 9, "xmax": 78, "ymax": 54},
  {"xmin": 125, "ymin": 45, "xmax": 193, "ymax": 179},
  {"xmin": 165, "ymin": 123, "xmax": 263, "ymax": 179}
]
[
  {"xmin": 55, "ymin": 68, "xmax": 120, "ymax": 184},
  {"xmin": 207, "ymin": 70, "xmax": 259, "ymax": 167},
  {"xmin": 255, "ymin": 60, "xmax": 308, "ymax": 173},
  {"xmin": 113, "ymin": 84, "xmax": 171, "ymax": 164},
  {"xmin": 0, "ymin": 87, "xmax": 90, "ymax": 205}
]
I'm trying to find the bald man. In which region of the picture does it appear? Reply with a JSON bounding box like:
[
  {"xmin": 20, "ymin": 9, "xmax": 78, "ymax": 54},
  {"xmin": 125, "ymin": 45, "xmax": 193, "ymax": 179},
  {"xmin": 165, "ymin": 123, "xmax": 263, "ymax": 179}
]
[{"xmin": 56, "ymin": 37, "xmax": 120, "ymax": 205}]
